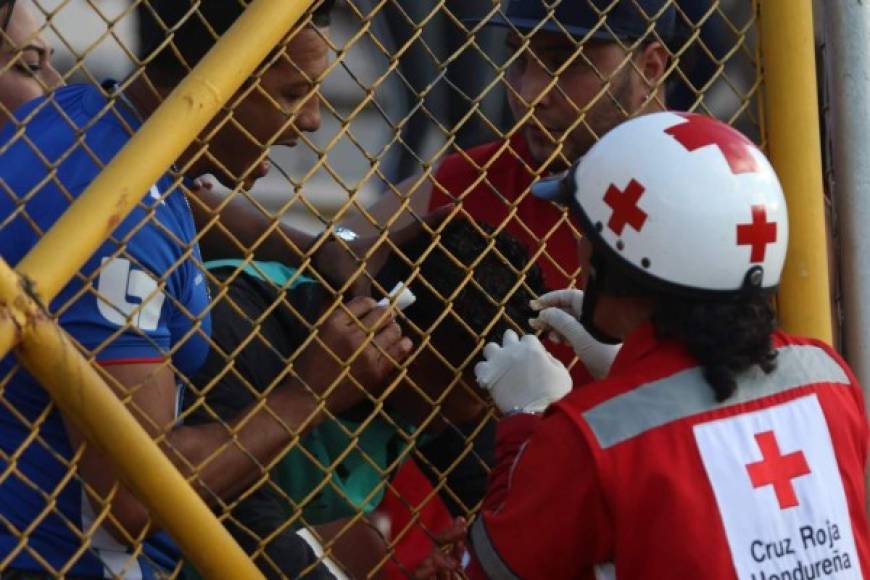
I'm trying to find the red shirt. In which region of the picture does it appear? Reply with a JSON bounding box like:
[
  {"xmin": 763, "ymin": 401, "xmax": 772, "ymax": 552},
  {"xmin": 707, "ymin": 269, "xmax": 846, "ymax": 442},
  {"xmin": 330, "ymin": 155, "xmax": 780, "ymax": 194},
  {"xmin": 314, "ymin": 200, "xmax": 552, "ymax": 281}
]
[
  {"xmin": 430, "ymin": 135, "xmax": 592, "ymax": 385},
  {"xmin": 429, "ymin": 135, "xmax": 580, "ymax": 290},
  {"xmin": 469, "ymin": 324, "xmax": 870, "ymax": 579}
]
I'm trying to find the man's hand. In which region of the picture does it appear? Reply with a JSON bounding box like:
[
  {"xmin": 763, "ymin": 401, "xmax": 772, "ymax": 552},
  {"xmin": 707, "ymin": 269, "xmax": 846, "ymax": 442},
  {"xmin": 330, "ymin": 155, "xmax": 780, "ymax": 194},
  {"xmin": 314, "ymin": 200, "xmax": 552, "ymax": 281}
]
[
  {"xmin": 312, "ymin": 205, "xmax": 455, "ymax": 296},
  {"xmin": 413, "ymin": 517, "xmax": 467, "ymax": 580},
  {"xmin": 474, "ymin": 330, "xmax": 571, "ymax": 414},
  {"xmin": 296, "ymin": 297, "xmax": 413, "ymax": 413},
  {"xmin": 530, "ymin": 289, "xmax": 620, "ymax": 379}
]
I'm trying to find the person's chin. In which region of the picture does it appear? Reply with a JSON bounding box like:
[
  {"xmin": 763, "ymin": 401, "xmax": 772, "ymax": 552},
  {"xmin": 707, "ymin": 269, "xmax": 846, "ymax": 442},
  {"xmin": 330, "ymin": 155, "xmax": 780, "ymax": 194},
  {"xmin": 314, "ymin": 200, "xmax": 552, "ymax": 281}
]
[
  {"xmin": 242, "ymin": 160, "xmax": 271, "ymax": 189},
  {"xmin": 522, "ymin": 132, "xmax": 562, "ymax": 168},
  {"xmin": 216, "ymin": 166, "xmax": 268, "ymax": 190}
]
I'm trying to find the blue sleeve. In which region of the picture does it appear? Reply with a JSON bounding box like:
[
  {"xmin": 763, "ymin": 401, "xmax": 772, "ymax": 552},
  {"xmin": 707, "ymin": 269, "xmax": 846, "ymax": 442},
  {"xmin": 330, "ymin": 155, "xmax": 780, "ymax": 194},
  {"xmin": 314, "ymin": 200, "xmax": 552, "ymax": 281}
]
[
  {"xmin": 0, "ymin": 85, "xmax": 211, "ymax": 372},
  {"xmin": 57, "ymin": 176, "xmax": 211, "ymax": 374}
]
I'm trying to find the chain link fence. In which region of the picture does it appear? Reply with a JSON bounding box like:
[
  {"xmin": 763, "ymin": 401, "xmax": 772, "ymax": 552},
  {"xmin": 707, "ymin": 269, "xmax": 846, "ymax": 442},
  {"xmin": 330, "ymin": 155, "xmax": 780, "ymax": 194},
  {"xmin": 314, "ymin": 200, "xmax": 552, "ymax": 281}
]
[{"xmin": 0, "ymin": 0, "xmax": 787, "ymax": 577}]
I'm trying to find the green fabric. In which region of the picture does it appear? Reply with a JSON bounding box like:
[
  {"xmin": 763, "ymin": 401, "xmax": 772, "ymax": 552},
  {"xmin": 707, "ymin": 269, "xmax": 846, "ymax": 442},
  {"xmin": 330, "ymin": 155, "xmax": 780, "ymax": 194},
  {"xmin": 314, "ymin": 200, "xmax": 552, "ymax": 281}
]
[
  {"xmin": 204, "ymin": 259, "xmax": 315, "ymax": 288},
  {"xmin": 275, "ymin": 417, "xmax": 412, "ymax": 526}
]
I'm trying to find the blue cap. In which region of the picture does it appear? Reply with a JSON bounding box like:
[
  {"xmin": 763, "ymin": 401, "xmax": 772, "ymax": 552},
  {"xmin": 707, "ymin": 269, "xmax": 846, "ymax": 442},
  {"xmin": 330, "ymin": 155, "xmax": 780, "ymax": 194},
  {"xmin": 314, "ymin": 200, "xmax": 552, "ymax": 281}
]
[
  {"xmin": 530, "ymin": 169, "xmax": 573, "ymax": 203},
  {"xmin": 471, "ymin": 0, "xmax": 676, "ymax": 43}
]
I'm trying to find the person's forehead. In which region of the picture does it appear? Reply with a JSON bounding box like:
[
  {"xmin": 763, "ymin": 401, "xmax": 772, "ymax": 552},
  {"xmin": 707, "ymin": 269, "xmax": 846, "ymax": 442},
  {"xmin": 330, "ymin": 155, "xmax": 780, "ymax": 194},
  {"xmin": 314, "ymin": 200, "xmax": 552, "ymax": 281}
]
[{"xmin": 273, "ymin": 27, "xmax": 328, "ymax": 70}]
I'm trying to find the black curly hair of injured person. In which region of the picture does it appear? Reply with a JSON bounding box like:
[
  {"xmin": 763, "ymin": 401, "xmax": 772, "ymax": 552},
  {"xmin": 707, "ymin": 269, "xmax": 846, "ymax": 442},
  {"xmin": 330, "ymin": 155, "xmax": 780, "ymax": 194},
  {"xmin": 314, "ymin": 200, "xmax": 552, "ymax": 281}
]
[{"xmin": 375, "ymin": 219, "xmax": 547, "ymax": 368}]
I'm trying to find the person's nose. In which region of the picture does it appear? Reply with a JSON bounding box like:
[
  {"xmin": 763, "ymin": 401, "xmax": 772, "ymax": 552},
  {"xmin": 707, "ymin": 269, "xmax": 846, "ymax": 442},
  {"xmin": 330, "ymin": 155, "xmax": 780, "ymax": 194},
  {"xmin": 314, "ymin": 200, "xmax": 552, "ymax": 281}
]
[
  {"xmin": 41, "ymin": 62, "xmax": 62, "ymax": 91},
  {"xmin": 293, "ymin": 91, "xmax": 322, "ymax": 134}
]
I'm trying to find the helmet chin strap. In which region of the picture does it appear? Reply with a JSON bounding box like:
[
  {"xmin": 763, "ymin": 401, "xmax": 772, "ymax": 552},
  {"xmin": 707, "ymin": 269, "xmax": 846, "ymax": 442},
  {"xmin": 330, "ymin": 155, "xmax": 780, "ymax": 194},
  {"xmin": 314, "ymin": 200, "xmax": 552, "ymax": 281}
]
[{"xmin": 580, "ymin": 254, "xmax": 623, "ymax": 345}]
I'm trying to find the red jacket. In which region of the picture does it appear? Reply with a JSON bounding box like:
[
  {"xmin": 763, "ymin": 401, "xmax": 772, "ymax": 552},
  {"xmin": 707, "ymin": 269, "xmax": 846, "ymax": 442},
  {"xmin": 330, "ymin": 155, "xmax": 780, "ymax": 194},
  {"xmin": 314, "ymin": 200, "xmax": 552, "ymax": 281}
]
[{"xmin": 469, "ymin": 323, "xmax": 870, "ymax": 579}]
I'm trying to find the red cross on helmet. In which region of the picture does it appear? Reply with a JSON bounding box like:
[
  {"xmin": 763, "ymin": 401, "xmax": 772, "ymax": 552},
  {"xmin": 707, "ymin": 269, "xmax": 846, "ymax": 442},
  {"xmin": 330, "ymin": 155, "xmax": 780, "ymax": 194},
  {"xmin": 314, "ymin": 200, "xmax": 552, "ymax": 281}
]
[{"xmin": 558, "ymin": 112, "xmax": 787, "ymax": 299}]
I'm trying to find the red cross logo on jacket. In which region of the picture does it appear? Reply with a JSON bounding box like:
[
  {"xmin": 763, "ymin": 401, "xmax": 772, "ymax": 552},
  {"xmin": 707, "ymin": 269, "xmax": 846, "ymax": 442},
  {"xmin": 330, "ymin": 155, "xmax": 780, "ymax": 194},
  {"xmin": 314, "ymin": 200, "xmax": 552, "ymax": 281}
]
[{"xmin": 745, "ymin": 430, "xmax": 811, "ymax": 509}]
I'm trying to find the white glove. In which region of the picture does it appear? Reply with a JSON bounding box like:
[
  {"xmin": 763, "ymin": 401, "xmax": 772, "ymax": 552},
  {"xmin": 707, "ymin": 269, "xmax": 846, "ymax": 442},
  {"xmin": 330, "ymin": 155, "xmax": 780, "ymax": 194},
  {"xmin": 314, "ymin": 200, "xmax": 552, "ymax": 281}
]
[
  {"xmin": 474, "ymin": 330, "xmax": 572, "ymax": 414},
  {"xmin": 529, "ymin": 289, "xmax": 620, "ymax": 380}
]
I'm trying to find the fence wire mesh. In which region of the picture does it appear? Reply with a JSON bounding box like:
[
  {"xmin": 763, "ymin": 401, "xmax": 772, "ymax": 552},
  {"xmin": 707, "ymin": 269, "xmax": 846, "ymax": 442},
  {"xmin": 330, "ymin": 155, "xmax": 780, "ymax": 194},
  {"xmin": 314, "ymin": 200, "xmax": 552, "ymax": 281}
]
[{"xmin": 0, "ymin": 0, "xmax": 766, "ymax": 577}]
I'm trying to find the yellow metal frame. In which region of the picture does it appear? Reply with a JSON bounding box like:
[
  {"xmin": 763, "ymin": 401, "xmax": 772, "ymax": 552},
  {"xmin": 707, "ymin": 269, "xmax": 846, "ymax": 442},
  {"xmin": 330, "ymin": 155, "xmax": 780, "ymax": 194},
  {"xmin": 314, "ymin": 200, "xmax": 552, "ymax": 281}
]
[
  {"xmin": 759, "ymin": 0, "xmax": 833, "ymax": 342},
  {"xmin": 0, "ymin": 0, "xmax": 318, "ymax": 576}
]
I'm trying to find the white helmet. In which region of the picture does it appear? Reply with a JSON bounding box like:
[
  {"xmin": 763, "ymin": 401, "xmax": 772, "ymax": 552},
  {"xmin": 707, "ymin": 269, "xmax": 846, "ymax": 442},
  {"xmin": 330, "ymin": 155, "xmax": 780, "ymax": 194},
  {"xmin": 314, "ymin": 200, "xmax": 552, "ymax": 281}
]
[{"xmin": 532, "ymin": 112, "xmax": 788, "ymax": 341}]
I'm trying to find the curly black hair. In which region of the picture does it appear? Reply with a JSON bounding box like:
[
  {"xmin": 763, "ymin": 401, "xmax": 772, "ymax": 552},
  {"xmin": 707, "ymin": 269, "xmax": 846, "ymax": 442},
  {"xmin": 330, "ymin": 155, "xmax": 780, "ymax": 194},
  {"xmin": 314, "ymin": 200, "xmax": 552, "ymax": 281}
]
[
  {"xmin": 375, "ymin": 219, "xmax": 547, "ymax": 368},
  {"xmin": 652, "ymin": 292, "xmax": 778, "ymax": 402},
  {"xmin": 138, "ymin": 0, "xmax": 335, "ymax": 82}
]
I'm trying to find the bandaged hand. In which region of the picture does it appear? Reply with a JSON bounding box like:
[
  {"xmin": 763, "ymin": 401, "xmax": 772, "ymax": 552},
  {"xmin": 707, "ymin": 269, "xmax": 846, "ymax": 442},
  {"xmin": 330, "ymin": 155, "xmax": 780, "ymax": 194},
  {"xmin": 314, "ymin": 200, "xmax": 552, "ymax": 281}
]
[
  {"xmin": 530, "ymin": 289, "xmax": 620, "ymax": 379},
  {"xmin": 474, "ymin": 330, "xmax": 572, "ymax": 414}
]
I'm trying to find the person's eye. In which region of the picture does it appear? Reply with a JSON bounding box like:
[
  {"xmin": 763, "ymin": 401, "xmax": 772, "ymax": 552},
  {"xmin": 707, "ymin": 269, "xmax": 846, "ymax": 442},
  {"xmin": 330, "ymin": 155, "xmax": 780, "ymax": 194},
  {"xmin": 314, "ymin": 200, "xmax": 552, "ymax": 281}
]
[
  {"xmin": 284, "ymin": 86, "xmax": 315, "ymax": 105},
  {"xmin": 16, "ymin": 62, "xmax": 41, "ymax": 75}
]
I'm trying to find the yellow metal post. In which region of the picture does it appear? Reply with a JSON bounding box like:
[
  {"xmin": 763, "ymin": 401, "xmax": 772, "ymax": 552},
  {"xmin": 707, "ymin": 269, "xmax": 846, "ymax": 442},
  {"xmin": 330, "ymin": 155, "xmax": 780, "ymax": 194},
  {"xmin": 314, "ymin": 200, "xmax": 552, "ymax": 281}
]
[
  {"xmin": 758, "ymin": 0, "xmax": 833, "ymax": 343},
  {"xmin": 0, "ymin": 259, "xmax": 263, "ymax": 579},
  {"xmin": 16, "ymin": 0, "xmax": 316, "ymax": 306}
]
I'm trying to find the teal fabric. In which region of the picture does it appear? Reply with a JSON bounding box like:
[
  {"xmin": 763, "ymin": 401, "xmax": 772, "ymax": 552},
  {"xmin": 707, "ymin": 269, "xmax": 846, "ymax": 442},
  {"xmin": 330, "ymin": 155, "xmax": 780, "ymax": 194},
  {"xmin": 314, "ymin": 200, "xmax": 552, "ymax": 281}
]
[
  {"xmin": 204, "ymin": 259, "xmax": 315, "ymax": 288},
  {"xmin": 275, "ymin": 417, "xmax": 414, "ymax": 525}
]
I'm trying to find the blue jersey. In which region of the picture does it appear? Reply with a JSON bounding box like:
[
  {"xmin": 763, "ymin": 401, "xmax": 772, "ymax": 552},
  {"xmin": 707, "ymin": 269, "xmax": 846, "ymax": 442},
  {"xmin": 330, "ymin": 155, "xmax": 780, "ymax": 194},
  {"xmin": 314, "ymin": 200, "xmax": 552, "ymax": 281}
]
[{"xmin": 0, "ymin": 84, "xmax": 211, "ymax": 577}]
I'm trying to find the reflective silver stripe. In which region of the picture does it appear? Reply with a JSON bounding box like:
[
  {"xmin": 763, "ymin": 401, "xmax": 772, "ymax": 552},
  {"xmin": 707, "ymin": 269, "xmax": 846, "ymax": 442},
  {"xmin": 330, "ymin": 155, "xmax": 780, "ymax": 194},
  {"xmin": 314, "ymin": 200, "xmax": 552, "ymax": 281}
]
[
  {"xmin": 470, "ymin": 517, "xmax": 521, "ymax": 580},
  {"xmin": 594, "ymin": 562, "xmax": 616, "ymax": 580},
  {"xmin": 583, "ymin": 345, "xmax": 850, "ymax": 449}
]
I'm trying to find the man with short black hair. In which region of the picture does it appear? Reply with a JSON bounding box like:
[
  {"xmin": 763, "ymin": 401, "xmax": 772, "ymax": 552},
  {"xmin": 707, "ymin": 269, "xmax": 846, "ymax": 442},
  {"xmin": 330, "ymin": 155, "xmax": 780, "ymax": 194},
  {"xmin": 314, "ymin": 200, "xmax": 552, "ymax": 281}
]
[
  {"xmin": 139, "ymin": 0, "xmax": 336, "ymax": 82},
  {"xmin": 134, "ymin": 0, "xmax": 333, "ymax": 207},
  {"xmin": 136, "ymin": 0, "xmax": 445, "ymax": 297}
]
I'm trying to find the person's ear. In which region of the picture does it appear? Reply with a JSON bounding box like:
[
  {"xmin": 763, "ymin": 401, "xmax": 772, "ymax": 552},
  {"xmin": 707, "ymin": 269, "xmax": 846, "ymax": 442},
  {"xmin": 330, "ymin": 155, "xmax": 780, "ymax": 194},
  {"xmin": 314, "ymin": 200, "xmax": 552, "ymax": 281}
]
[{"xmin": 636, "ymin": 41, "xmax": 669, "ymax": 91}]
